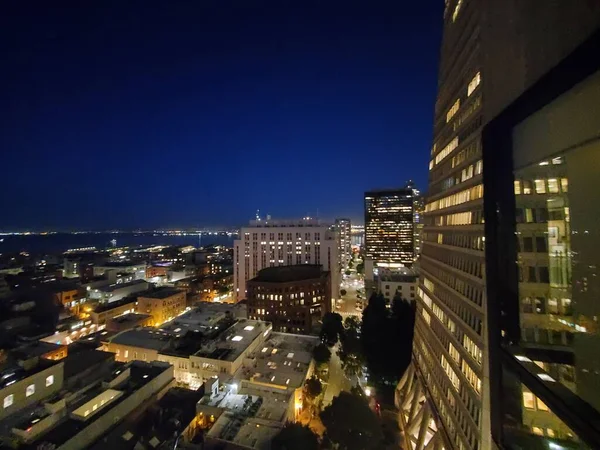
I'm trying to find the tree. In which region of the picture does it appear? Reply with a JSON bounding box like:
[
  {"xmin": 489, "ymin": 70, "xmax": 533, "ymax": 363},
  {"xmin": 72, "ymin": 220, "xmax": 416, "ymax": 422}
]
[
  {"xmin": 320, "ymin": 312, "xmax": 344, "ymax": 346},
  {"xmin": 339, "ymin": 316, "xmax": 364, "ymax": 378},
  {"xmin": 340, "ymin": 289, "xmax": 347, "ymax": 296},
  {"xmin": 313, "ymin": 343, "xmax": 332, "ymax": 365},
  {"xmin": 272, "ymin": 423, "xmax": 319, "ymax": 450},
  {"xmin": 320, "ymin": 391, "xmax": 383, "ymax": 450},
  {"xmin": 356, "ymin": 262, "xmax": 364, "ymax": 274},
  {"xmin": 305, "ymin": 376, "xmax": 323, "ymax": 400},
  {"xmin": 344, "ymin": 270, "xmax": 351, "ymax": 276}
]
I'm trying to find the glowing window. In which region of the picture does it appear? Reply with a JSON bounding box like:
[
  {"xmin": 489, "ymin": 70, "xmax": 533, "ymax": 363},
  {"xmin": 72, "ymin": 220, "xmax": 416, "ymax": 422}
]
[
  {"xmin": 547, "ymin": 178, "xmax": 559, "ymax": 193},
  {"xmin": 26, "ymin": 384, "xmax": 35, "ymax": 397},
  {"xmin": 244, "ymin": 326, "xmax": 254, "ymax": 331},
  {"xmin": 231, "ymin": 336, "xmax": 243, "ymax": 342},
  {"xmin": 534, "ymin": 179, "xmax": 546, "ymax": 194},
  {"xmin": 46, "ymin": 375, "xmax": 54, "ymax": 387},
  {"xmin": 522, "ymin": 391, "xmax": 535, "ymax": 409},
  {"xmin": 467, "ymin": 72, "xmax": 481, "ymax": 96},
  {"xmin": 3, "ymin": 394, "xmax": 14, "ymax": 409}
]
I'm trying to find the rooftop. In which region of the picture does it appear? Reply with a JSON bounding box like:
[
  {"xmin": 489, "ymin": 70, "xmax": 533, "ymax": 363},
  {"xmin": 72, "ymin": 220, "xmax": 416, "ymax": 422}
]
[
  {"xmin": 236, "ymin": 332, "xmax": 318, "ymax": 389},
  {"xmin": 109, "ymin": 313, "xmax": 152, "ymax": 325},
  {"xmin": 29, "ymin": 361, "xmax": 171, "ymax": 449},
  {"xmin": 96, "ymin": 261, "xmax": 146, "ymax": 268},
  {"xmin": 100, "ymin": 279, "xmax": 148, "ymax": 293},
  {"xmin": 250, "ymin": 265, "xmax": 327, "ymax": 283},
  {"xmin": 137, "ymin": 286, "xmax": 183, "ymax": 299},
  {"xmin": 93, "ymin": 295, "xmax": 137, "ymax": 313}
]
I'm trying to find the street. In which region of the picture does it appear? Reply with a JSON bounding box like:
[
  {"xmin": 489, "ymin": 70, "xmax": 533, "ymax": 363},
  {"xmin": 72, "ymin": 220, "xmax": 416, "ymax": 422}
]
[{"xmin": 322, "ymin": 342, "xmax": 354, "ymax": 406}]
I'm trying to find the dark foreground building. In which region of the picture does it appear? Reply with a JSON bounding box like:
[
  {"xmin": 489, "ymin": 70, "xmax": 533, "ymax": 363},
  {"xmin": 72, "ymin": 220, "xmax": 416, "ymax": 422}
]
[
  {"xmin": 246, "ymin": 265, "xmax": 331, "ymax": 334},
  {"xmin": 396, "ymin": 2, "xmax": 600, "ymax": 450}
]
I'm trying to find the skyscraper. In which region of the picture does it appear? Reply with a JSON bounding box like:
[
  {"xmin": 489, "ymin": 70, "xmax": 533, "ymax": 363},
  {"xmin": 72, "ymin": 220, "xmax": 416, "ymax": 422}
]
[
  {"xmin": 335, "ymin": 218, "xmax": 352, "ymax": 270},
  {"xmin": 364, "ymin": 188, "xmax": 414, "ymax": 281},
  {"xmin": 233, "ymin": 218, "xmax": 339, "ymax": 303},
  {"xmin": 396, "ymin": 2, "xmax": 600, "ymax": 450},
  {"xmin": 406, "ymin": 181, "xmax": 424, "ymax": 260}
]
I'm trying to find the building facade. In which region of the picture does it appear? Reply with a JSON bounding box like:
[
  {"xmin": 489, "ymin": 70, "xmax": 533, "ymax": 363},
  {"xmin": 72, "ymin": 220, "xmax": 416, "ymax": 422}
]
[
  {"xmin": 233, "ymin": 218, "xmax": 339, "ymax": 303},
  {"xmin": 137, "ymin": 287, "xmax": 186, "ymax": 326},
  {"xmin": 377, "ymin": 269, "xmax": 418, "ymax": 303},
  {"xmin": 397, "ymin": 2, "xmax": 600, "ymax": 450},
  {"xmin": 246, "ymin": 265, "xmax": 331, "ymax": 334},
  {"xmin": 335, "ymin": 218, "xmax": 352, "ymax": 270},
  {"xmin": 364, "ymin": 188, "xmax": 415, "ymax": 277}
]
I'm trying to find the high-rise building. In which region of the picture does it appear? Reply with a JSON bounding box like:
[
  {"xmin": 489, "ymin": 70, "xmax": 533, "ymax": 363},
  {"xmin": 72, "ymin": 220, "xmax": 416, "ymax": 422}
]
[
  {"xmin": 364, "ymin": 188, "xmax": 414, "ymax": 280},
  {"xmin": 233, "ymin": 218, "xmax": 339, "ymax": 304},
  {"xmin": 406, "ymin": 181, "xmax": 425, "ymax": 260},
  {"xmin": 396, "ymin": 2, "xmax": 600, "ymax": 450},
  {"xmin": 335, "ymin": 218, "xmax": 352, "ymax": 270}
]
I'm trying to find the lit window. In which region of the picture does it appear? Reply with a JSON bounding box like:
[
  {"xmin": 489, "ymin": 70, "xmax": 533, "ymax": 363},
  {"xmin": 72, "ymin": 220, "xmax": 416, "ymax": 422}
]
[
  {"xmin": 26, "ymin": 384, "xmax": 35, "ymax": 397},
  {"xmin": 522, "ymin": 181, "xmax": 532, "ymax": 194},
  {"xmin": 546, "ymin": 178, "xmax": 559, "ymax": 193},
  {"xmin": 244, "ymin": 325, "xmax": 254, "ymax": 331},
  {"xmin": 3, "ymin": 394, "xmax": 14, "ymax": 409},
  {"xmin": 421, "ymin": 309, "xmax": 431, "ymax": 325},
  {"xmin": 446, "ymin": 99, "xmax": 460, "ymax": 123},
  {"xmin": 231, "ymin": 335, "xmax": 243, "ymax": 342},
  {"xmin": 448, "ymin": 343, "xmax": 460, "ymax": 364},
  {"xmin": 534, "ymin": 179, "xmax": 546, "ymax": 194},
  {"xmin": 532, "ymin": 426, "xmax": 544, "ymax": 436},
  {"xmin": 46, "ymin": 375, "xmax": 54, "ymax": 387},
  {"xmin": 537, "ymin": 373, "xmax": 555, "ymax": 382},
  {"xmin": 124, "ymin": 350, "xmax": 129, "ymax": 358},
  {"xmin": 522, "ymin": 391, "xmax": 535, "ymax": 409},
  {"xmin": 560, "ymin": 178, "xmax": 569, "ymax": 192},
  {"xmin": 514, "ymin": 180, "xmax": 521, "ymax": 195},
  {"xmin": 452, "ymin": 0, "xmax": 463, "ymax": 22},
  {"xmin": 547, "ymin": 429, "xmax": 555, "ymax": 437},
  {"xmin": 467, "ymin": 72, "xmax": 481, "ymax": 96},
  {"xmin": 536, "ymin": 398, "xmax": 549, "ymax": 411}
]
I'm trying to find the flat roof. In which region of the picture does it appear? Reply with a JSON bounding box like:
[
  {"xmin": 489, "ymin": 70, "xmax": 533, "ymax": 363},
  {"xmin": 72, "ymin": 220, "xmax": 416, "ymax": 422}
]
[
  {"xmin": 137, "ymin": 287, "xmax": 183, "ymax": 299},
  {"xmin": 110, "ymin": 329, "xmax": 172, "ymax": 351},
  {"xmin": 109, "ymin": 313, "xmax": 152, "ymax": 324},
  {"xmin": 250, "ymin": 265, "xmax": 327, "ymax": 283},
  {"xmin": 94, "ymin": 296, "xmax": 137, "ymax": 313},
  {"xmin": 101, "ymin": 279, "xmax": 148, "ymax": 293},
  {"xmin": 237, "ymin": 332, "xmax": 318, "ymax": 389},
  {"xmin": 31, "ymin": 361, "xmax": 170, "ymax": 448}
]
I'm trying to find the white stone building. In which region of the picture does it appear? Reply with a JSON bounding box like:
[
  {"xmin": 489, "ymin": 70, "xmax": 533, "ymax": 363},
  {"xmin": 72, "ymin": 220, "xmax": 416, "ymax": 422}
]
[{"xmin": 233, "ymin": 218, "xmax": 339, "ymax": 302}]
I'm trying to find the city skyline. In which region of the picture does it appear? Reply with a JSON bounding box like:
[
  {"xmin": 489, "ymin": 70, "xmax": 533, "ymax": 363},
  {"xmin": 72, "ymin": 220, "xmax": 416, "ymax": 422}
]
[{"xmin": 1, "ymin": 2, "xmax": 442, "ymax": 230}]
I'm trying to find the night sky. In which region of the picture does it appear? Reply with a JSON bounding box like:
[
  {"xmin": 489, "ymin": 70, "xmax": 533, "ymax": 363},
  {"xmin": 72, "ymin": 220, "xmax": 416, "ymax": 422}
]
[{"xmin": 1, "ymin": 1, "xmax": 442, "ymax": 230}]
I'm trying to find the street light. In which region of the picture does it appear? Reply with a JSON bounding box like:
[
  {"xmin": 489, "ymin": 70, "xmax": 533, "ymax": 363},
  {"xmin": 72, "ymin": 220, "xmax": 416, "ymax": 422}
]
[{"xmin": 365, "ymin": 387, "xmax": 372, "ymax": 397}]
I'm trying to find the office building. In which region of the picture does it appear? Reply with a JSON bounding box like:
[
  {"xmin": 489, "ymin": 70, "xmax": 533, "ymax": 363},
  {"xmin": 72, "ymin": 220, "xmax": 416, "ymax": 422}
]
[
  {"xmin": 246, "ymin": 265, "xmax": 331, "ymax": 334},
  {"xmin": 406, "ymin": 181, "xmax": 425, "ymax": 259},
  {"xmin": 396, "ymin": 3, "xmax": 600, "ymax": 450},
  {"xmin": 233, "ymin": 217, "xmax": 339, "ymax": 303},
  {"xmin": 364, "ymin": 188, "xmax": 414, "ymax": 279},
  {"xmin": 136, "ymin": 287, "xmax": 186, "ymax": 326},
  {"xmin": 335, "ymin": 218, "xmax": 352, "ymax": 269},
  {"xmin": 377, "ymin": 268, "xmax": 418, "ymax": 303}
]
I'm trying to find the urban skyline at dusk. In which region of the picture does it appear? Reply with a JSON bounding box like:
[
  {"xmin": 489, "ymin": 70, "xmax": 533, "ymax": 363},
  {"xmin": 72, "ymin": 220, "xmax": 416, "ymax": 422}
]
[{"xmin": 1, "ymin": 2, "xmax": 442, "ymax": 230}]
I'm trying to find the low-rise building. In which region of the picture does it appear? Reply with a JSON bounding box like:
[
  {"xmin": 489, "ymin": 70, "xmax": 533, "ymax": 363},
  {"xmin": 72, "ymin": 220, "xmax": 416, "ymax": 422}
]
[
  {"xmin": 88, "ymin": 279, "xmax": 149, "ymax": 304},
  {"xmin": 137, "ymin": 287, "xmax": 186, "ymax": 326},
  {"xmin": 377, "ymin": 268, "xmax": 418, "ymax": 302},
  {"xmin": 92, "ymin": 261, "xmax": 146, "ymax": 280},
  {"xmin": 90, "ymin": 297, "xmax": 137, "ymax": 325},
  {"xmin": 246, "ymin": 265, "xmax": 331, "ymax": 334},
  {"xmin": 0, "ymin": 346, "xmax": 65, "ymax": 421},
  {"xmin": 106, "ymin": 312, "xmax": 153, "ymax": 332}
]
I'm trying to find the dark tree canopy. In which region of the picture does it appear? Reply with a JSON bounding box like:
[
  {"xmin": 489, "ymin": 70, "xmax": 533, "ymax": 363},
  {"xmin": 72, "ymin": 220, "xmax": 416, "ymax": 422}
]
[
  {"xmin": 356, "ymin": 262, "xmax": 364, "ymax": 274},
  {"xmin": 305, "ymin": 376, "xmax": 323, "ymax": 399},
  {"xmin": 313, "ymin": 343, "xmax": 332, "ymax": 365},
  {"xmin": 320, "ymin": 391, "xmax": 383, "ymax": 450},
  {"xmin": 272, "ymin": 422, "xmax": 319, "ymax": 450},
  {"xmin": 320, "ymin": 312, "xmax": 344, "ymax": 346},
  {"xmin": 340, "ymin": 289, "xmax": 347, "ymax": 296}
]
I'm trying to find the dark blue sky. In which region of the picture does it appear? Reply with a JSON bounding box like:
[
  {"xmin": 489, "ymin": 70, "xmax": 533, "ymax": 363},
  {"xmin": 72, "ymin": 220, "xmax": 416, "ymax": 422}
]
[{"xmin": 1, "ymin": 1, "xmax": 442, "ymax": 230}]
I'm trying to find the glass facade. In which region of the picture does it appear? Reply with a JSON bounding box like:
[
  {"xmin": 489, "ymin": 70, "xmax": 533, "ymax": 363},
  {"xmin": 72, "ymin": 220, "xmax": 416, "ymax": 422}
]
[
  {"xmin": 485, "ymin": 37, "xmax": 600, "ymax": 450},
  {"xmin": 364, "ymin": 189, "xmax": 415, "ymax": 268}
]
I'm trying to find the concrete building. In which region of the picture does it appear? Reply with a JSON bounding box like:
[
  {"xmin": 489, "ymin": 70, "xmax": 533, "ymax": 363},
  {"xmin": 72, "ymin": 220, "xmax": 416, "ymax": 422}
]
[
  {"xmin": 104, "ymin": 316, "xmax": 272, "ymax": 390},
  {"xmin": 246, "ymin": 265, "xmax": 331, "ymax": 334},
  {"xmin": 364, "ymin": 188, "xmax": 415, "ymax": 281},
  {"xmin": 396, "ymin": 3, "xmax": 600, "ymax": 450},
  {"xmin": 335, "ymin": 218, "xmax": 352, "ymax": 270},
  {"xmin": 406, "ymin": 181, "xmax": 424, "ymax": 260},
  {"xmin": 7, "ymin": 359, "xmax": 173, "ymax": 449},
  {"xmin": 377, "ymin": 269, "xmax": 418, "ymax": 303},
  {"xmin": 106, "ymin": 312, "xmax": 153, "ymax": 332},
  {"xmin": 137, "ymin": 287, "xmax": 187, "ymax": 326},
  {"xmin": 88, "ymin": 279, "xmax": 149, "ymax": 304},
  {"xmin": 92, "ymin": 261, "xmax": 146, "ymax": 280},
  {"xmin": 0, "ymin": 346, "xmax": 65, "ymax": 421},
  {"xmin": 233, "ymin": 217, "xmax": 339, "ymax": 302},
  {"xmin": 89, "ymin": 297, "xmax": 137, "ymax": 325}
]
